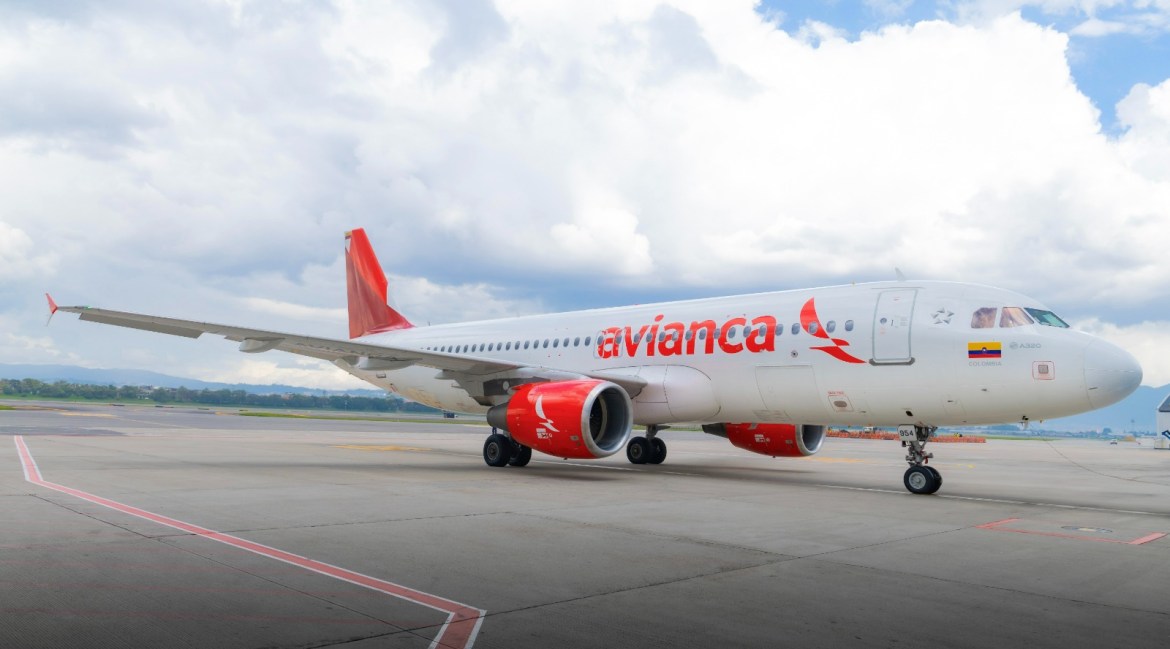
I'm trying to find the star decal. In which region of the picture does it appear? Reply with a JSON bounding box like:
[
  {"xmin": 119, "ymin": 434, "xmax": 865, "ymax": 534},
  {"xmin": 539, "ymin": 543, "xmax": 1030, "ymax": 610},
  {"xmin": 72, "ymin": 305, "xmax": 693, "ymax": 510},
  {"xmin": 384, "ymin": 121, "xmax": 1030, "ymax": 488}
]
[{"xmin": 931, "ymin": 308, "xmax": 954, "ymax": 325}]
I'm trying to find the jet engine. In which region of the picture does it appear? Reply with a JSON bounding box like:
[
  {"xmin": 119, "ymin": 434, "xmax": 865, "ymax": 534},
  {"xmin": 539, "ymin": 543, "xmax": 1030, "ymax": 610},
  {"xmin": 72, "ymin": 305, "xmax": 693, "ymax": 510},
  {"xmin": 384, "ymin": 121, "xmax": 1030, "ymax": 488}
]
[
  {"xmin": 702, "ymin": 422, "xmax": 826, "ymax": 457},
  {"xmin": 487, "ymin": 380, "xmax": 633, "ymax": 459}
]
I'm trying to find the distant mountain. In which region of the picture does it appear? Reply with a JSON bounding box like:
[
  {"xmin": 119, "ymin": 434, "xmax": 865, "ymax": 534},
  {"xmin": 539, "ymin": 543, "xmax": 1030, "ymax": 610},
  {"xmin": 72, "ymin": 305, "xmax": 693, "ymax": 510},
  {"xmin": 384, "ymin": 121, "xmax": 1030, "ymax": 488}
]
[
  {"xmin": 1039, "ymin": 384, "xmax": 1168, "ymax": 433},
  {"xmin": 3, "ymin": 363, "xmax": 1164, "ymax": 432},
  {"xmin": 0, "ymin": 364, "xmax": 386, "ymax": 397}
]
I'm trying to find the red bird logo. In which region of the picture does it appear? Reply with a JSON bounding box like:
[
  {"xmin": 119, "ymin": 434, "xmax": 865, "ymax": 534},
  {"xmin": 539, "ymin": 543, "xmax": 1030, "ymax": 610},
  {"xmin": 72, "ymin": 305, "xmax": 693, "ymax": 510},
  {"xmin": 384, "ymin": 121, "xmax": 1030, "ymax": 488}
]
[{"xmin": 800, "ymin": 298, "xmax": 865, "ymax": 364}]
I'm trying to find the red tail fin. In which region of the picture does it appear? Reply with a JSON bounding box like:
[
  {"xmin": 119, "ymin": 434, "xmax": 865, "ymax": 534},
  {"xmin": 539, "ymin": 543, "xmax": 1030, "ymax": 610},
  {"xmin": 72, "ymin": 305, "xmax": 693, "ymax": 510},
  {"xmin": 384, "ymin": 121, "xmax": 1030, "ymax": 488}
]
[{"xmin": 345, "ymin": 229, "xmax": 413, "ymax": 338}]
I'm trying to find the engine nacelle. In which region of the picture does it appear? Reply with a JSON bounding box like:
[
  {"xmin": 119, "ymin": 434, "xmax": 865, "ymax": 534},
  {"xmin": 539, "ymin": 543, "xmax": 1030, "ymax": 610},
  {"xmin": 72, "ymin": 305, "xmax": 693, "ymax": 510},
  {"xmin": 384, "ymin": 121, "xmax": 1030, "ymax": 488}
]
[
  {"xmin": 487, "ymin": 380, "xmax": 633, "ymax": 459},
  {"xmin": 702, "ymin": 422, "xmax": 826, "ymax": 457}
]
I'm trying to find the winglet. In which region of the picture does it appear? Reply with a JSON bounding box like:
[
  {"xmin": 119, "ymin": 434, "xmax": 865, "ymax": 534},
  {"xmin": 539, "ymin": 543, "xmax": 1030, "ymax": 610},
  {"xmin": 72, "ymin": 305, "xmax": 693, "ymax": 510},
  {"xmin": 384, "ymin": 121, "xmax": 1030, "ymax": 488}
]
[
  {"xmin": 45, "ymin": 293, "xmax": 58, "ymax": 325},
  {"xmin": 345, "ymin": 228, "xmax": 413, "ymax": 338}
]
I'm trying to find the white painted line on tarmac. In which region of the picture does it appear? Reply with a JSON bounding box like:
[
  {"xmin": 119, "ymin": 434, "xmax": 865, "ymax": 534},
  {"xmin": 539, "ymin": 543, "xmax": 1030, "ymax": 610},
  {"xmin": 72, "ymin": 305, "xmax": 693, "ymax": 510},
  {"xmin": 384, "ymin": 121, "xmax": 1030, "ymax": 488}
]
[
  {"xmin": 816, "ymin": 482, "xmax": 1169, "ymax": 517},
  {"xmin": 13, "ymin": 436, "xmax": 486, "ymax": 649}
]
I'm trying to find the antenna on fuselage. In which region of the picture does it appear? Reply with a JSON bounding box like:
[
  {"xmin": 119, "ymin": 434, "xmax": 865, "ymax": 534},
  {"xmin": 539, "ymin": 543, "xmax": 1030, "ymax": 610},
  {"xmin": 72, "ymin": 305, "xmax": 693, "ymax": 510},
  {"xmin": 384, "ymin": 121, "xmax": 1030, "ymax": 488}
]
[{"xmin": 895, "ymin": 268, "xmax": 907, "ymax": 282}]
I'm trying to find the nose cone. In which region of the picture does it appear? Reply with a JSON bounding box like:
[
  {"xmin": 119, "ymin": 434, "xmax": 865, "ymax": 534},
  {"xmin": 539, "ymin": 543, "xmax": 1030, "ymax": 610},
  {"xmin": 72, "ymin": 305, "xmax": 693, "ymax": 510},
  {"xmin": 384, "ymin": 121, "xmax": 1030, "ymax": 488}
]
[{"xmin": 1084, "ymin": 341, "xmax": 1143, "ymax": 409}]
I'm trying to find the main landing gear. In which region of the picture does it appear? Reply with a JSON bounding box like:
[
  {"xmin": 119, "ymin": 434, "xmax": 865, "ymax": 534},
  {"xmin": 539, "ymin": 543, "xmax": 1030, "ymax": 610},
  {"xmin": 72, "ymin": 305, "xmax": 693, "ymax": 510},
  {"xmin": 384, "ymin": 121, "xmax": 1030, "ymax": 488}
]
[
  {"xmin": 899, "ymin": 424, "xmax": 942, "ymax": 495},
  {"xmin": 626, "ymin": 424, "xmax": 668, "ymax": 465},
  {"xmin": 483, "ymin": 428, "xmax": 532, "ymax": 468}
]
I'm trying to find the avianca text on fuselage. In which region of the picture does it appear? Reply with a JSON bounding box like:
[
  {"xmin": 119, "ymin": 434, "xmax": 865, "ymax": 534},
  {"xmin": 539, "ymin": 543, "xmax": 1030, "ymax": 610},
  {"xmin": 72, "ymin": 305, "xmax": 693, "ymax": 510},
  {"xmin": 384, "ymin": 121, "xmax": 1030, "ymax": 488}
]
[{"xmin": 594, "ymin": 298, "xmax": 864, "ymax": 363}]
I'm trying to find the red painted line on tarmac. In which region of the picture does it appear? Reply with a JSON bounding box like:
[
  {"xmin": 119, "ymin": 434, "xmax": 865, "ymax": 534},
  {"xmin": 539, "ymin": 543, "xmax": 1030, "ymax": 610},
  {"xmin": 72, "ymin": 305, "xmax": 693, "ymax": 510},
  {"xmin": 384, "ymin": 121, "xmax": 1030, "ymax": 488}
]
[
  {"xmin": 13, "ymin": 436, "xmax": 485, "ymax": 649},
  {"xmin": 977, "ymin": 517, "xmax": 1167, "ymax": 545},
  {"xmin": 976, "ymin": 518, "xmax": 1020, "ymax": 529}
]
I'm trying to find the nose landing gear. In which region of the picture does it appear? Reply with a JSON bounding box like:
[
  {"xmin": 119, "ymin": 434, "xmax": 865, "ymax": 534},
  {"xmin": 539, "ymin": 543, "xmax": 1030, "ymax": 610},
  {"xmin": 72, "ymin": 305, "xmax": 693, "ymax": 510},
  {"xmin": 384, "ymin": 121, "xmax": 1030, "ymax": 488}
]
[{"xmin": 900, "ymin": 425, "xmax": 942, "ymax": 495}]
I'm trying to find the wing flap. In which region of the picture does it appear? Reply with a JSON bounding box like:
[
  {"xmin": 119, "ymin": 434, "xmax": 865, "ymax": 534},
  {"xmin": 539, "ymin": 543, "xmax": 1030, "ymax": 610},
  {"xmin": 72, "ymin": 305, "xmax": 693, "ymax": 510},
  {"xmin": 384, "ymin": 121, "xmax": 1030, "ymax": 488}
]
[{"xmin": 78, "ymin": 311, "xmax": 205, "ymax": 338}]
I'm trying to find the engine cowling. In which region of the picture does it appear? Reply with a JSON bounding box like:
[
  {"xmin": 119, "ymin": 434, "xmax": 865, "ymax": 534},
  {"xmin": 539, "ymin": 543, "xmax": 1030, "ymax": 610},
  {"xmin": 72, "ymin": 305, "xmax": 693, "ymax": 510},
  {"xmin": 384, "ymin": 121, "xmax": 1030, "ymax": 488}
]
[
  {"xmin": 486, "ymin": 380, "xmax": 633, "ymax": 459},
  {"xmin": 702, "ymin": 423, "xmax": 826, "ymax": 457}
]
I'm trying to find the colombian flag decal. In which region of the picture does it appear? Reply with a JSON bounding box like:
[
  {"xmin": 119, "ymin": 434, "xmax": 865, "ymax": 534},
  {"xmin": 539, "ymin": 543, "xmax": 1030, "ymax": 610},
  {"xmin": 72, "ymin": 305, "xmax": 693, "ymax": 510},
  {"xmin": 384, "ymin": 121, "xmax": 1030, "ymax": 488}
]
[{"xmin": 968, "ymin": 342, "xmax": 1002, "ymax": 359}]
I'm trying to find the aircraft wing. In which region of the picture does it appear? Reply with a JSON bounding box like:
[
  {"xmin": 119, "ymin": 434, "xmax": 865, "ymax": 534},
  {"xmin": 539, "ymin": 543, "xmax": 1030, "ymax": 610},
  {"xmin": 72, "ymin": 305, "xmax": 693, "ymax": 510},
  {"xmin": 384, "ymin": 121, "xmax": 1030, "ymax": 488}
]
[{"xmin": 49, "ymin": 303, "xmax": 647, "ymax": 396}]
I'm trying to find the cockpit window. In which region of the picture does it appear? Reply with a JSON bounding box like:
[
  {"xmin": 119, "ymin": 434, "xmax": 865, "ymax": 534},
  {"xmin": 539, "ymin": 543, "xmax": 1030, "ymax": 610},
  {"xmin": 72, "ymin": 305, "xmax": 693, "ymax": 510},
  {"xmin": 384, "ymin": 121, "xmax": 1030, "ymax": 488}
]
[
  {"xmin": 1025, "ymin": 308, "xmax": 1070, "ymax": 328},
  {"xmin": 999, "ymin": 307, "xmax": 1034, "ymax": 328},
  {"xmin": 971, "ymin": 307, "xmax": 997, "ymax": 329}
]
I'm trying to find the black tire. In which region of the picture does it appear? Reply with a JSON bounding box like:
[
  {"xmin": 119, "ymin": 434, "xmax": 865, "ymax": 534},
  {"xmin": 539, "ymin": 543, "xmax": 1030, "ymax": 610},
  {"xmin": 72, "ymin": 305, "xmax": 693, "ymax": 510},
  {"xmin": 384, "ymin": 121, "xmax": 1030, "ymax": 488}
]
[
  {"xmin": 924, "ymin": 465, "xmax": 942, "ymax": 492},
  {"xmin": 483, "ymin": 434, "xmax": 512, "ymax": 467},
  {"xmin": 648, "ymin": 438, "xmax": 667, "ymax": 465},
  {"xmin": 903, "ymin": 465, "xmax": 939, "ymax": 495},
  {"xmin": 508, "ymin": 444, "xmax": 533, "ymax": 467},
  {"xmin": 626, "ymin": 437, "xmax": 650, "ymax": 464}
]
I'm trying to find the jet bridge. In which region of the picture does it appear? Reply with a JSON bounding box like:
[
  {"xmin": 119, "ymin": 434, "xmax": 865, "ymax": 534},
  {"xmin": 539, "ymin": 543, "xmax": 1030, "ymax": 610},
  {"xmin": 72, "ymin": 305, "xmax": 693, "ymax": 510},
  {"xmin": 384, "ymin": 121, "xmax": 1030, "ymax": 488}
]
[{"xmin": 1157, "ymin": 393, "xmax": 1170, "ymax": 449}]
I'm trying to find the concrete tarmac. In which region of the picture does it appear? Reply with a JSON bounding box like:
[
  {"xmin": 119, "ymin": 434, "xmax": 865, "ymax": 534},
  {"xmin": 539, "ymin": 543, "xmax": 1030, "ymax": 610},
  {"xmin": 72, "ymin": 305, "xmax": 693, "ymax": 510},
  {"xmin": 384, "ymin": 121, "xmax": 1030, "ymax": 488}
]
[{"xmin": 2, "ymin": 402, "xmax": 1169, "ymax": 648}]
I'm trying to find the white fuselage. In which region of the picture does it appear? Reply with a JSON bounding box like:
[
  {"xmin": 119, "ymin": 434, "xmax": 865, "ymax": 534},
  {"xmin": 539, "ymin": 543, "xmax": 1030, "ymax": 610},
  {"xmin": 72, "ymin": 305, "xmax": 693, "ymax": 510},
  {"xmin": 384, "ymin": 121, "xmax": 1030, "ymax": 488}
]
[{"xmin": 336, "ymin": 281, "xmax": 1141, "ymax": 428}]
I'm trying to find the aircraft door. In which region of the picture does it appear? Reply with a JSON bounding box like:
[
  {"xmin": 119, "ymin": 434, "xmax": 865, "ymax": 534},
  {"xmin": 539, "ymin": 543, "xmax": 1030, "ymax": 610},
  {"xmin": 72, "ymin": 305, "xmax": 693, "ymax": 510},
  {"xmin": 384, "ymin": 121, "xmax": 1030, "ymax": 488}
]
[{"xmin": 871, "ymin": 289, "xmax": 917, "ymax": 364}]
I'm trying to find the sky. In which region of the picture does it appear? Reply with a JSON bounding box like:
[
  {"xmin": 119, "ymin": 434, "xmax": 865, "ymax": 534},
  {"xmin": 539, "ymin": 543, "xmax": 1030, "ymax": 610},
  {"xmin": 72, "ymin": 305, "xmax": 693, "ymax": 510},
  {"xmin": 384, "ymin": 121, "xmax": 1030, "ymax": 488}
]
[{"xmin": 1, "ymin": 0, "xmax": 1168, "ymax": 391}]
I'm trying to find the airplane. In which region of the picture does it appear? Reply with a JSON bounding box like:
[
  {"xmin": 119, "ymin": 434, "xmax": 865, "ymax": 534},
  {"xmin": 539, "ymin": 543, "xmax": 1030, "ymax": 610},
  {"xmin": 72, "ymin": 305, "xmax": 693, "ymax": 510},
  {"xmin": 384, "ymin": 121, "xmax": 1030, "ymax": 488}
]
[{"xmin": 47, "ymin": 228, "xmax": 1143, "ymax": 494}]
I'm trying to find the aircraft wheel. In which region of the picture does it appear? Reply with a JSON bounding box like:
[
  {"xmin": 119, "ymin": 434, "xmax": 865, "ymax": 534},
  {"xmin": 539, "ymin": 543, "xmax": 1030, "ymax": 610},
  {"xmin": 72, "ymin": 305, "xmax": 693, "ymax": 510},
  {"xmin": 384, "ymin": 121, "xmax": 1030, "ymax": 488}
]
[
  {"xmin": 925, "ymin": 465, "xmax": 942, "ymax": 490},
  {"xmin": 626, "ymin": 437, "xmax": 650, "ymax": 464},
  {"xmin": 508, "ymin": 444, "xmax": 533, "ymax": 467},
  {"xmin": 648, "ymin": 438, "xmax": 667, "ymax": 465},
  {"xmin": 484, "ymin": 434, "xmax": 513, "ymax": 467},
  {"xmin": 903, "ymin": 465, "xmax": 940, "ymax": 495}
]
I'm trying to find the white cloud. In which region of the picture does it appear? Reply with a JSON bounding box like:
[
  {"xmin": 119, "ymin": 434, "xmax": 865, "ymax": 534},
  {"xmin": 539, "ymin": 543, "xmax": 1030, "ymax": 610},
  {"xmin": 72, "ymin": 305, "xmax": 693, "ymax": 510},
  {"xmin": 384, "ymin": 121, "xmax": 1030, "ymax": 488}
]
[
  {"xmin": 952, "ymin": 1, "xmax": 1170, "ymax": 35},
  {"xmin": 1116, "ymin": 78, "xmax": 1170, "ymax": 178},
  {"xmin": 0, "ymin": 314, "xmax": 71, "ymax": 364},
  {"xmin": 550, "ymin": 205, "xmax": 653, "ymax": 276},
  {"xmin": 1, "ymin": 1, "xmax": 1169, "ymax": 388},
  {"xmin": 201, "ymin": 358, "xmax": 370, "ymax": 391},
  {"xmin": 865, "ymin": 0, "xmax": 917, "ymax": 18},
  {"xmin": 0, "ymin": 221, "xmax": 56, "ymax": 279},
  {"xmin": 1075, "ymin": 318, "xmax": 1170, "ymax": 386},
  {"xmin": 390, "ymin": 275, "xmax": 546, "ymax": 325},
  {"xmin": 237, "ymin": 297, "xmax": 347, "ymax": 324}
]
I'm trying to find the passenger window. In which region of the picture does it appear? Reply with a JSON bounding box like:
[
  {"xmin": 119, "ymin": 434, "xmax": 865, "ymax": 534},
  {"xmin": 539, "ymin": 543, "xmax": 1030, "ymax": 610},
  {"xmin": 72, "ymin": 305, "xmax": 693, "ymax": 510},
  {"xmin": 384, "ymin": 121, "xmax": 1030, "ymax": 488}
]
[
  {"xmin": 971, "ymin": 307, "xmax": 997, "ymax": 329},
  {"xmin": 807, "ymin": 322, "xmax": 819, "ymax": 335},
  {"xmin": 574, "ymin": 337, "xmax": 580, "ymax": 346},
  {"xmin": 791, "ymin": 323, "xmax": 800, "ymax": 335},
  {"xmin": 728, "ymin": 328, "xmax": 737, "ymax": 339},
  {"xmin": 585, "ymin": 336, "xmax": 591, "ymax": 346},
  {"xmin": 524, "ymin": 341, "xmax": 530, "ymax": 349},
  {"xmin": 552, "ymin": 339, "xmax": 559, "ymax": 348},
  {"xmin": 1000, "ymin": 307, "xmax": 1034, "ymax": 328},
  {"xmin": 742, "ymin": 326, "xmax": 751, "ymax": 338},
  {"xmin": 542, "ymin": 339, "xmax": 549, "ymax": 348},
  {"xmin": 826, "ymin": 320, "xmax": 836, "ymax": 334},
  {"xmin": 775, "ymin": 325, "xmax": 782, "ymax": 336},
  {"xmin": 845, "ymin": 320, "xmax": 853, "ymax": 332}
]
